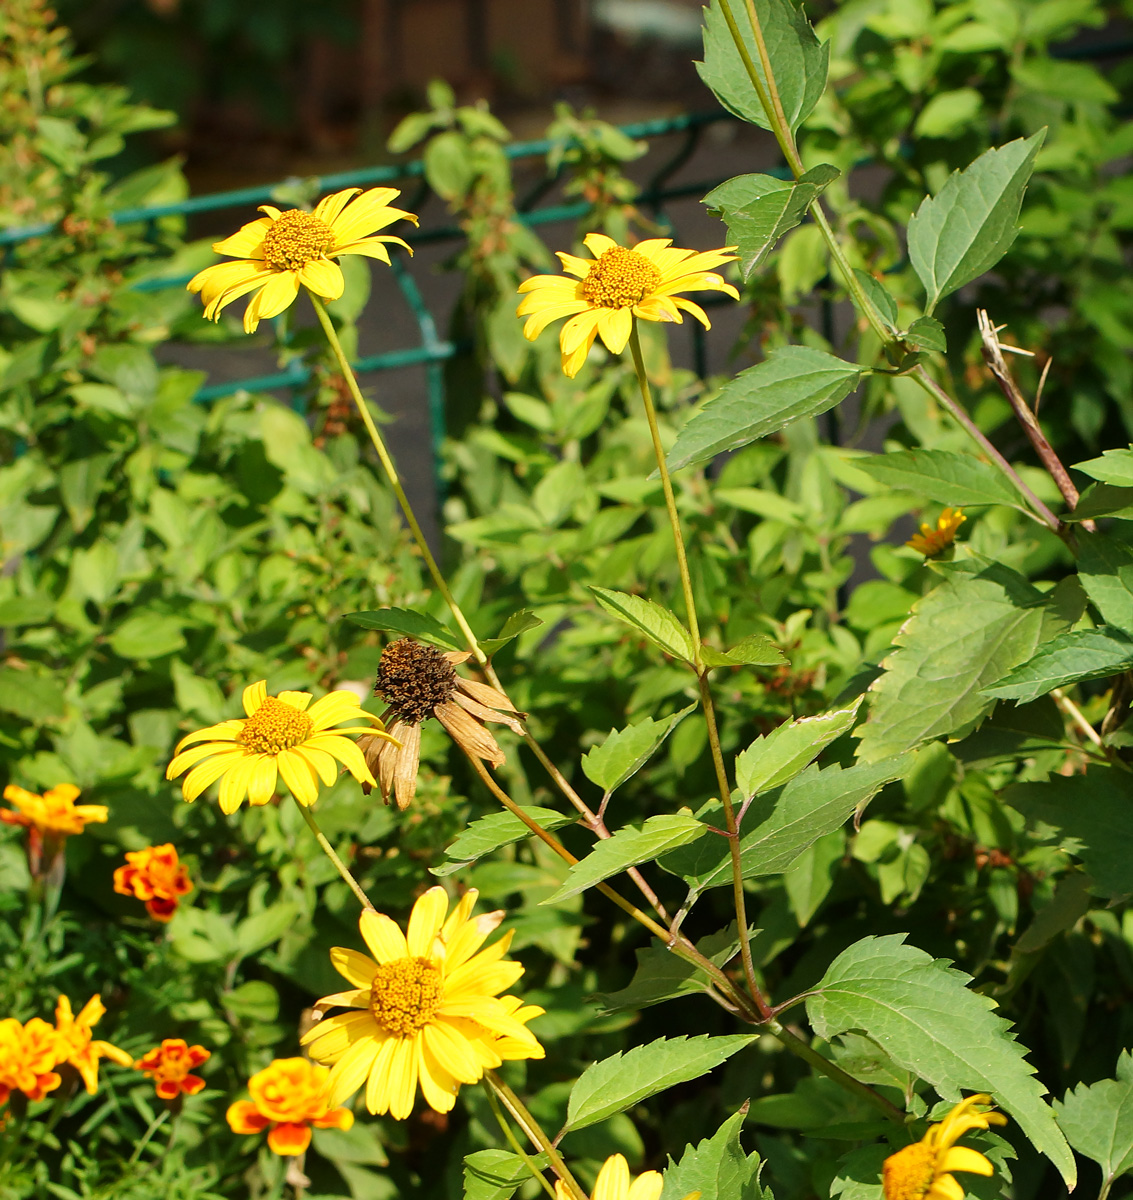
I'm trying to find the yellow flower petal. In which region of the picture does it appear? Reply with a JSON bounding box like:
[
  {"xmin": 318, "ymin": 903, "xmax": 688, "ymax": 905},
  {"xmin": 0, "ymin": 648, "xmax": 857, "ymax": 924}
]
[
  {"xmin": 211, "ymin": 217, "xmax": 271, "ymax": 258},
  {"xmin": 331, "ymin": 948, "xmax": 379, "ymax": 989},
  {"xmin": 243, "ymin": 271, "xmax": 300, "ymax": 332},
  {"xmin": 246, "ymin": 754, "xmax": 279, "ymax": 806},
  {"xmin": 299, "ymin": 258, "xmax": 345, "ymax": 300},
  {"xmin": 937, "ymin": 1147, "xmax": 995, "ymax": 1176},
  {"xmin": 277, "ymin": 748, "xmax": 319, "ymax": 806},
  {"xmin": 327, "ymin": 1038, "xmax": 382, "ymax": 1109},
  {"xmin": 181, "ymin": 751, "xmax": 243, "ymax": 803},
  {"xmin": 387, "ymin": 1036, "xmax": 421, "ymax": 1120},
  {"xmin": 217, "ymin": 755, "xmax": 257, "ymax": 815},
  {"xmin": 243, "ymin": 681, "xmax": 268, "ymax": 717},
  {"xmin": 406, "ymin": 887, "xmax": 449, "ymax": 958},
  {"xmin": 314, "ymin": 187, "xmax": 362, "ymax": 226},
  {"xmin": 359, "ymin": 910, "xmax": 410, "ymax": 963},
  {"xmin": 593, "ymin": 1154, "xmax": 631, "ymax": 1200}
]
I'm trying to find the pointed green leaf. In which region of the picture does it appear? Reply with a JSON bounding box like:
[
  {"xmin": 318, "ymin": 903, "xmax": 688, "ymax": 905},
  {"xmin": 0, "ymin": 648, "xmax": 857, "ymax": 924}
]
[
  {"xmin": 701, "ymin": 634, "xmax": 786, "ymax": 667},
  {"xmin": 855, "ymin": 561, "xmax": 1071, "ymax": 762},
  {"xmin": 433, "ymin": 806, "xmax": 577, "ymax": 877},
  {"xmin": 1071, "ymin": 482, "xmax": 1133, "ymax": 521},
  {"xmin": 908, "ymin": 132, "xmax": 1045, "ymax": 313},
  {"xmin": 697, "ymin": 0, "xmax": 829, "ymax": 134},
  {"xmin": 983, "ymin": 627, "xmax": 1133, "ymax": 703},
  {"xmin": 666, "ymin": 346, "xmax": 862, "ymax": 473},
  {"xmin": 853, "ymin": 269, "xmax": 898, "ymax": 331},
  {"xmin": 345, "ymin": 607, "xmax": 462, "ymax": 651},
  {"xmin": 661, "ymin": 757, "xmax": 911, "ymax": 895},
  {"xmin": 477, "ymin": 609, "xmax": 544, "ymax": 656},
  {"xmin": 545, "ymin": 811, "xmax": 708, "ymax": 904},
  {"xmin": 589, "ymin": 586, "xmax": 695, "ymax": 662},
  {"xmin": 1079, "ymin": 533, "xmax": 1133, "ymax": 634},
  {"xmin": 902, "ymin": 316, "xmax": 947, "ymax": 353},
  {"xmin": 735, "ymin": 698, "xmax": 862, "ymax": 799},
  {"xmin": 582, "ymin": 705, "xmax": 696, "ymax": 794},
  {"xmin": 853, "ymin": 449, "xmax": 1022, "ymax": 509},
  {"xmin": 661, "ymin": 1110, "xmax": 770, "ymax": 1200},
  {"xmin": 806, "ymin": 934, "xmax": 1076, "ymax": 1187},
  {"xmin": 703, "ymin": 164, "xmax": 839, "ymax": 280},
  {"xmin": 463, "ymin": 1150, "xmax": 549, "ymax": 1200},
  {"xmin": 1073, "ymin": 447, "xmax": 1133, "ymax": 487},
  {"xmin": 565, "ymin": 1035, "xmax": 756, "ymax": 1132},
  {"xmin": 1053, "ymin": 1051, "xmax": 1133, "ymax": 1189}
]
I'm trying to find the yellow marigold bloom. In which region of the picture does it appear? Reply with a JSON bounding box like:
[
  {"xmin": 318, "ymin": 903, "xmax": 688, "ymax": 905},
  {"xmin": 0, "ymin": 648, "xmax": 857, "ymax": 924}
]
[
  {"xmin": 135, "ymin": 1038, "xmax": 211, "ymax": 1100},
  {"xmin": 906, "ymin": 507, "xmax": 966, "ymax": 558},
  {"xmin": 165, "ymin": 680, "xmax": 398, "ymax": 814},
  {"xmin": 882, "ymin": 1093, "xmax": 1006, "ymax": 1200},
  {"xmin": 113, "ymin": 843, "xmax": 193, "ymax": 922},
  {"xmin": 1, "ymin": 783, "xmax": 107, "ymax": 838},
  {"xmin": 301, "ymin": 885, "xmax": 544, "ymax": 1119},
  {"xmin": 558, "ymin": 1154, "xmax": 671, "ymax": 1200},
  {"xmin": 517, "ymin": 233, "xmax": 739, "ymax": 377},
  {"xmin": 188, "ymin": 187, "xmax": 418, "ymax": 333},
  {"xmin": 0, "ymin": 1017, "xmax": 61, "ymax": 1104},
  {"xmin": 227, "ymin": 1057, "xmax": 354, "ymax": 1155},
  {"xmin": 53, "ymin": 995, "xmax": 132, "ymax": 1095}
]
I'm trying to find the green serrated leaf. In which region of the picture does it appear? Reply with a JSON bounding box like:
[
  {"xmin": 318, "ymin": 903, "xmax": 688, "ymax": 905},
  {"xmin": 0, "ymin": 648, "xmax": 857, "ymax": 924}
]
[
  {"xmin": 661, "ymin": 1109, "xmax": 769, "ymax": 1200},
  {"xmin": 589, "ymin": 586, "xmax": 695, "ymax": 662},
  {"xmin": 908, "ymin": 132, "xmax": 1045, "ymax": 313},
  {"xmin": 1070, "ymin": 482, "xmax": 1133, "ymax": 521},
  {"xmin": 735, "ymin": 698, "xmax": 862, "ymax": 799},
  {"xmin": 703, "ymin": 164, "xmax": 839, "ymax": 280},
  {"xmin": 566, "ymin": 1035, "xmax": 756, "ymax": 1132},
  {"xmin": 853, "ymin": 449, "xmax": 1021, "ymax": 508},
  {"xmin": 545, "ymin": 811, "xmax": 708, "ymax": 904},
  {"xmin": 806, "ymin": 934, "xmax": 1076, "ymax": 1187},
  {"xmin": 345, "ymin": 607, "xmax": 463, "ymax": 651},
  {"xmin": 1005, "ymin": 766, "xmax": 1133, "ymax": 898},
  {"xmin": 852, "ymin": 270, "xmax": 898, "ymax": 331},
  {"xmin": 903, "ymin": 316, "xmax": 947, "ymax": 353},
  {"xmin": 855, "ymin": 561, "xmax": 1069, "ymax": 762},
  {"xmin": 1073, "ymin": 447, "xmax": 1133, "ymax": 487},
  {"xmin": 983, "ymin": 627, "xmax": 1133, "ymax": 703},
  {"xmin": 661, "ymin": 757, "xmax": 910, "ymax": 895},
  {"xmin": 1078, "ymin": 534, "xmax": 1133, "ymax": 634},
  {"xmin": 582, "ymin": 705, "xmax": 696, "ymax": 794},
  {"xmin": 1053, "ymin": 1051, "xmax": 1133, "ymax": 1189},
  {"xmin": 433, "ymin": 807, "xmax": 577, "ymax": 877},
  {"xmin": 463, "ymin": 1150, "xmax": 549, "ymax": 1200},
  {"xmin": 666, "ymin": 346, "xmax": 862, "ymax": 473},
  {"xmin": 697, "ymin": 0, "xmax": 829, "ymax": 134},
  {"xmin": 702, "ymin": 634, "xmax": 787, "ymax": 668}
]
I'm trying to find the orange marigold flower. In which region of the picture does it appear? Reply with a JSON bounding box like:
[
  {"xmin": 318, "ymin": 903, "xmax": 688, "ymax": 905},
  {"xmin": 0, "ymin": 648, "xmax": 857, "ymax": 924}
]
[
  {"xmin": 882, "ymin": 1093, "xmax": 1006, "ymax": 1200},
  {"xmin": 53, "ymin": 995, "xmax": 133, "ymax": 1094},
  {"xmin": 226, "ymin": 1058, "xmax": 353, "ymax": 1156},
  {"xmin": 1, "ymin": 783, "xmax": 107, "ymax": 838},
  {"xmin": 113, "ymin": 844, "xmax": 193, "ymax": 922},
  {"xmin": 906, "ymin": 507, "xmax": 966, "ymax": 558},
  {"xmin": 135, "ymin": 1039, "xmax": 211, "ymax": 1101},
  {"xmin": 0, "ymin": 1017, "xmax": 61, "ymax": 1104}
]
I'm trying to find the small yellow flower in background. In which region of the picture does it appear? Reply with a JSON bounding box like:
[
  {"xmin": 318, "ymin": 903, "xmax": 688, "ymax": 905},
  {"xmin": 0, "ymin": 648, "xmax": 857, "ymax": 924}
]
[
  {"xmin": 559, "ymin": 1154, "xmax": 671, "ymax": 1200},
  {"xmin": 301, "ymin": 885, "xmax": 543, "ymax": 1119},
  {"xmin": 166, "ymin": 680, "xmax": 398, "ymax": 814},
  {"xmin": 1, "ymin": 783, "xmax": 107, "ymax": 879},
  {"xmin": 357, "ymin": 637, "xmax": 524, "ymax": 811},
  {"xmin": 906, "ymin": 507, "xmax": 966, "ymax": 558},
  {"xmin": 113, "ymin": 843, "xmax": 193, "ymax": 922},
  {"xmin": 226, "ymin": 1058, "xmax": 353, "ymax": 1155},
  {"xmin": 517, "ymin": 233, "xmax": 739, "ymax": 377},
  {"xmin": 53, "ymin": 995, "xmax": 132, "ymax": 1094},
  {"xmin": 0, "ymin": 1017, "xmax": 61, "ymax": 1105},
  {"xmin": 188, "ymin": 187, "xmax": 418, "ymax": 333},
  {"xmin": 882, "ymin": 1093, "xmax": 1006, "ymax": 1200},
  {"xmin": 135, "ymin": 1039, "xmax": 210, "ymax": 1100}
]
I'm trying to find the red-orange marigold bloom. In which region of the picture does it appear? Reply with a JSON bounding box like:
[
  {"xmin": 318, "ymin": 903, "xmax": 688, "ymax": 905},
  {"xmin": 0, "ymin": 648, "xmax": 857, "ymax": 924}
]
[
  {"xmin": 135, "ymin": 1039, "xmax": 210, "ymax": 1100},
  {"xmin": 53, "ymin": 995, "xmax": 133, "ymax": 1094},
  {"xmin": 226, "ymin": 1058, "xmax": 353, "ymax": 1155},
  {"xmin": 113, "ymin": 844, "xmax": 193, "ymax": 922},
  {"xmin": 0, "ymin": 1017, "xmax": 62, "ymax": 1104}
]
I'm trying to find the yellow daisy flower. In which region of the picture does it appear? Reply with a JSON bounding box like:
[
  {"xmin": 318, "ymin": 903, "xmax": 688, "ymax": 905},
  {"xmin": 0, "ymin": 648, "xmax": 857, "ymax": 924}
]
[
  {"xmin": 188, "ymin": 187, "xmax": 418, "ymax": 333},
  {"xmin": 517, "ymin": 233, "xmax": 739, "ymax": 377},
  {"xmin": 301, "ymin": 885, "xmax": 544, "ymax": 1119},
  {"xmin": 906, "ymin": 507, "xmax": 966, "ymax": 558},
  {"xmin": 558, "ymin": 1154, "xmax": 669, "ymax": 1200},
  {"xmin": 882, "ymin": 1093, "xmax": 1006, "ymax": 1200},
  {"xmin": 165, "ymin": 680, "xmax": 397, "ymax": 814}
]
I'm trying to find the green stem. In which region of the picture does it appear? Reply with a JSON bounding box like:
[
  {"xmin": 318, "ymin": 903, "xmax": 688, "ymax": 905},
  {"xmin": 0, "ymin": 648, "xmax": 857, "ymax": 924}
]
[
  {"xmin": 308, "ymin": 292, "xmax": 486, "ymax": 665},
  {"xmin": 484, "ymin": 1079, "xmax": 557, "ymax": 1200},
  {"xmin": 485, "ymin": 1072, "xmax": 588, "ymax": 1200},
  {"xmin": 126, "ymin": 1108, "xmax": 169, "ymax": 1167},
  {"xmin": 628, "ymin": 322, "xmax": 768, "ymax": 1017},
  {"xmin": 292, "ymin": 796, "xmax": 375, "ymax": 911}
]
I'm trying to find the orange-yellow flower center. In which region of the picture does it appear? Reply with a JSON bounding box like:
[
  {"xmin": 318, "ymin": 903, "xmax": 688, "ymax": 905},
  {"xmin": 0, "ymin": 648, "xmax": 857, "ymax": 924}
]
[
  {"xmin": 261, "ymin": 210, "xmax": 335, "ymax": 271},
  {"xmin": 581, "ymin": 246, "xmax": 661, "ymax": 309},
  {"xmin": 369, "ymin": 957, "xmax": 443, "ymax": 1036},
  {"xmin": 882, "ymin": 1142, "xmax": 937, "ymax": 1200},
  {"xmin": 239, "ymin": 697, "xmax": 313, "ymax": 755}
]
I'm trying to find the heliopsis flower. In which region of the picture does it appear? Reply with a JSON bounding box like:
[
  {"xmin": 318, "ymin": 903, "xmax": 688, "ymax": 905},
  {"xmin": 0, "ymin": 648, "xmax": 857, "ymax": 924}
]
[
  {"xmin": 226, "ymin": 1058, "xmax": 353, "ymax": 1155},
  {"xmin": 882, "ymin": 1093, "xmax": 1006, "ymax": 1200},
  {"xmin": 357, "ymin": 638, "xmax": 524, "ymax": 811},
  {"xmin": 135, "ymin": 1039, "xmax": 211, "ymax": 1101},
  {"xmin": 113, "ymin": 843, "xmax": 193, "ymax": 922},
  {"xmin": 0, "ymin": 1018, "xmax": 61, "ymax": 1104},
  {"xmin": 906, "ymin": 507, "xmax": 966, "ymax": 558},
  {"xmin": 188, "ymin": 187, "xmax": 418, "ymax": 333},
  {"xmin": 165, "ymin": 680, "xmax": 397, "ymax": 814},
  {"xmin": 558, "ymin": 1154, "xmax": 667, "ymax": 1200},
  {"xmin": 517, "ymin": 233, "xmax": 739, "ymax": 377},
  {"xmin": 301, "ymin": 885, "xmax": 543, "ymax": 1119},
  {"xmin": 53, "ymin": 995, "xmax": 132, "ymax": 1094}
]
